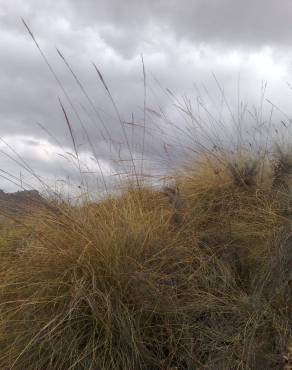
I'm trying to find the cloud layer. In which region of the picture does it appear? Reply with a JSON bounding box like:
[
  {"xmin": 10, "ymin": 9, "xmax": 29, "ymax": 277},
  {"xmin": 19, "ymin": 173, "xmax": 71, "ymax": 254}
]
[{"xmin": 1, "ymin": 0, "xmax": 292, "ymax": 193}]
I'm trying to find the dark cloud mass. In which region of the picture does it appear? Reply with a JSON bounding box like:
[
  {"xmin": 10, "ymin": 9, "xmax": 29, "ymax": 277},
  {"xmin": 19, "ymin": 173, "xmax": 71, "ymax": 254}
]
[
  {"xmin": 1, "ymin": 0, "xmax": 292, "ymax": 193},
  {"xmin": 68, "ymin": 0, "xmax": 292, "ymax": 48}
]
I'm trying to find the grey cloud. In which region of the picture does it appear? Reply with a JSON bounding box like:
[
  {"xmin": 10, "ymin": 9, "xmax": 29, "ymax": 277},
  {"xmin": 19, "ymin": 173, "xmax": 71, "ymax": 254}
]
[
  {"xmin": 4, "ymin": 0, "xmax": 292, "ymax": 57},
  {"xmin": 0, "ymin": 0, "xmax": 292, "ymax": 193},
  {"xmin": 67, "ymin": 0, "xmax": 292, "ymax": 50}
]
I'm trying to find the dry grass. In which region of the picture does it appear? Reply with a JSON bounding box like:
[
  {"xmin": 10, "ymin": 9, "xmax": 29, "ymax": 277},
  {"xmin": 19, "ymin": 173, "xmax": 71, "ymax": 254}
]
[{"xmin": 0, "ymin": 153, "xmax": 290, "ymax": 370}]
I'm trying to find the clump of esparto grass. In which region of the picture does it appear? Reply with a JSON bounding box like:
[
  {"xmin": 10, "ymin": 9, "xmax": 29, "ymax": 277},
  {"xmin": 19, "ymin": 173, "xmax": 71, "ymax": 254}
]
[
  {"xmin": 0, "ymin": 153, "xmax": 291, "ymax": 369},
  {"xmin": 0, "ymin": 187, "xmax": 206, "ymax": 369},
  {"xmin": 272, "ymin": 145, "xmax": 292, "ymax": 191}
]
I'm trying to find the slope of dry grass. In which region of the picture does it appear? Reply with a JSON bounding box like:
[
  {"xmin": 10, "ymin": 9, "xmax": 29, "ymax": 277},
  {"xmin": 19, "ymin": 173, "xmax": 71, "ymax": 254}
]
[{"xmin": 0, "ymin": 153, "xmax": 291, "ymax": 370}]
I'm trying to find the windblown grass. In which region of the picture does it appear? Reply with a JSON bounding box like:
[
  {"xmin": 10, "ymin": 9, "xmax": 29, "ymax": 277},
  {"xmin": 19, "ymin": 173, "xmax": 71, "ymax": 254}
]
[{"xmin": 0, "ymin": 152, "xmax": 291, "ymax": 369}]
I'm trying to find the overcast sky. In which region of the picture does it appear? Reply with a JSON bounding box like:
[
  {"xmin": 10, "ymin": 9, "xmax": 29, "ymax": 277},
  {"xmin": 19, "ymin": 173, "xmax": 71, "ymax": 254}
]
[{"xmin": 1, "ymin": 0, "xmax": 292, "ymax": 194}]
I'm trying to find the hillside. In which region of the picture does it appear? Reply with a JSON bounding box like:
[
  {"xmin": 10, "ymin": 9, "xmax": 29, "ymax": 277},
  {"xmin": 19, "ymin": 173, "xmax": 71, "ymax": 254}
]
[{"xmin": 0, "ymin": 189, "xmax": 45, "ymax": 215}]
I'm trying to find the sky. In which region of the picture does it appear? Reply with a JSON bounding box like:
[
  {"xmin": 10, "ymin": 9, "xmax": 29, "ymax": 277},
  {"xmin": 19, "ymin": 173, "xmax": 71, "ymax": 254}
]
[{"xmin": 1, "ymin": 0, "xmax": 292, "ymax": 194}]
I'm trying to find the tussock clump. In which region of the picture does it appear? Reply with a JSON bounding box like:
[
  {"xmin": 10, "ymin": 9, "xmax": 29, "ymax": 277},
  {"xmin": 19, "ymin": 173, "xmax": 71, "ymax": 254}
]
[
  {"xmin": 0, "ymin": 157, "xmax": 291, "ymax": 369},
  {"xmin": 228, "ymin": 159, "xmax": 259, "ymax": 188},
  {"xmin": 272, "ymin": 146, "xmax": 292, "ymax": 191},
  {"xmin": 0, "ymin": 189, "xmax": 205, "ymax": 369}
]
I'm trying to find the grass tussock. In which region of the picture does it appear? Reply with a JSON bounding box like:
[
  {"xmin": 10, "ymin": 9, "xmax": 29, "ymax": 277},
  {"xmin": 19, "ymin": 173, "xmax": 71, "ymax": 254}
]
[{"xmin": 0, "ymin": 154, "xmax": 291, "ymax": 369}]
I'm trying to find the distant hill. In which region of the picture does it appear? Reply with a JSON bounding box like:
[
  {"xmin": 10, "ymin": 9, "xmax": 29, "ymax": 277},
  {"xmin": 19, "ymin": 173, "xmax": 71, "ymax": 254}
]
[{"xmin": 0, "ymin": 189, "xmax": 45, "ymax": 217}]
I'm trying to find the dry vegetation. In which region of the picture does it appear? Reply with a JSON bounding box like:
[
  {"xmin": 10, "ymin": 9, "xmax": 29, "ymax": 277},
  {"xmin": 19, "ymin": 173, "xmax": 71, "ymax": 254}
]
[{"xmin": 0, "ymin": 151, "xmax": 291, "ymax": 370}]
